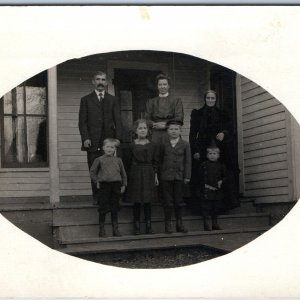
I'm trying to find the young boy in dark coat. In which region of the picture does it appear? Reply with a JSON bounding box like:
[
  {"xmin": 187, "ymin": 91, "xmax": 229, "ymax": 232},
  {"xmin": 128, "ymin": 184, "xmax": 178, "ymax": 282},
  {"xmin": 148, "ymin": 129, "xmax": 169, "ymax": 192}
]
[
  {"xmin": 196, "ymin": 146, "xmax": 227, "ymax": 231},
  {"xmin": 90, "ymin": 138, "xmax": 127, "ymax": 238},
  {"xmin": 160, "ymin": 120, "xmax": 191, "ymax": 234}
]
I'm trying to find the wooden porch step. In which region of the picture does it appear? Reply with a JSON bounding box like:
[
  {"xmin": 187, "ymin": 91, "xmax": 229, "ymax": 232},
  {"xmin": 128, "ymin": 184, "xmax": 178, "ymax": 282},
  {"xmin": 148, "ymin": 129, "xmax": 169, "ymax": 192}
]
[
  {"xmin": 53, "ymin": 203, "xmax": 193, "ymax": 226},
  {"xmin": 58, "ymin": 226, "xmax": 270, "ymax": 254},
  {"xmin": 55, "ymin": 213, "xmax": 270, "ymax": 242},
  {"xmin": 53, "ymin": 201, "xmax": 259, "ymax": 227}
]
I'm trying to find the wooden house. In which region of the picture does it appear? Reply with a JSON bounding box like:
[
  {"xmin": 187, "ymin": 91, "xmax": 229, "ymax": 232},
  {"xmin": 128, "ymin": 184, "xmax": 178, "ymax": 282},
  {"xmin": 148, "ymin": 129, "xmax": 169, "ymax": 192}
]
[{"xmin": 0, "ymin": 50, "xmax": 298, "ymax": 256}]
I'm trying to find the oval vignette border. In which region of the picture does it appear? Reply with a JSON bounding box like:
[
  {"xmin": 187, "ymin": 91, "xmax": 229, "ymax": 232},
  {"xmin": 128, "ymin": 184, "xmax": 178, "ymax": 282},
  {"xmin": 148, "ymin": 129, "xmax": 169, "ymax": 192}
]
[{"xmin": 0, "ymin": 8, "xmax": 299, "ymax": 295}]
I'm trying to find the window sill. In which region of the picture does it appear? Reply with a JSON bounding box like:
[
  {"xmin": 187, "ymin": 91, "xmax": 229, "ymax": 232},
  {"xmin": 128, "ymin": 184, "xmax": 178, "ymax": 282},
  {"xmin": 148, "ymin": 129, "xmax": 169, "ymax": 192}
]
[{"xmin": 0, "ymin": 167, "xmax": 50, "ymax": 173}]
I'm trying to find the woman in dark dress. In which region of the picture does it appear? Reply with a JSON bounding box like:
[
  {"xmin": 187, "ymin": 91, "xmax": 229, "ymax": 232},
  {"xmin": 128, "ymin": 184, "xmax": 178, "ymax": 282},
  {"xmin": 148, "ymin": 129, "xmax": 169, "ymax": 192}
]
[
  {"xmin": 126, "ymin": 119, "xmax": 159, "ymax": 235},
  {"xmin": 189, "ymin": 90, "xmax": 239, "ymax": 211}
]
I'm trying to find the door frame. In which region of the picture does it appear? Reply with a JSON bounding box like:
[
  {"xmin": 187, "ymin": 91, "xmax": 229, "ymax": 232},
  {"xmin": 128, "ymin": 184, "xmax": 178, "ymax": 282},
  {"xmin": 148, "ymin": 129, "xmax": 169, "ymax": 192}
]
[{"xmin": 107, "ymin": 60, "xmax": 169, "ymax": 95}]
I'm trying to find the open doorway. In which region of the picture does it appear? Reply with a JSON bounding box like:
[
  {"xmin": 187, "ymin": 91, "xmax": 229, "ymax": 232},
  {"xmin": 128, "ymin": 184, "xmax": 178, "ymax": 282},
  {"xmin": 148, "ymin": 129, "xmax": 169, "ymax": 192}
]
[{"xmin": 113, "ymin": 68, "xmax": 162, "ymax": 143}]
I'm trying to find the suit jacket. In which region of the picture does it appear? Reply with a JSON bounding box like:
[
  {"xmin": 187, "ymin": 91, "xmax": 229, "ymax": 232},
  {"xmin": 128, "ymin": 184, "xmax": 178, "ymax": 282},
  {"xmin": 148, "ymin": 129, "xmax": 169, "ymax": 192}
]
[
  {"xmin": 160, "ymin": 138, "xmax": 191, "ymax": 181},
  {"xmin": 78, "ymin": 91, "xmax": 122, "ymax": 152}
]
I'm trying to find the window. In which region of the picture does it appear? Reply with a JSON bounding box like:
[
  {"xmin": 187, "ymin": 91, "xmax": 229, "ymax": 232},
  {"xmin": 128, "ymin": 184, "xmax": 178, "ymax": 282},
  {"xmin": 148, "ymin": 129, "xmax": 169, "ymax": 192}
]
[{"xmin": 0, "ymin": 71, "xmax": 48, "ymax": 168}]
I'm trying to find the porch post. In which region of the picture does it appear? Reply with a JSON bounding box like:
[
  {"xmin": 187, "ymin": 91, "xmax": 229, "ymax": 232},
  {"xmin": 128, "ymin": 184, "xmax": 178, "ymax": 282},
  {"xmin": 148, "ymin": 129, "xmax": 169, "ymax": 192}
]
[{"xmin": 48, "ymin": 67, "xmax": 60, "ymax": 205}]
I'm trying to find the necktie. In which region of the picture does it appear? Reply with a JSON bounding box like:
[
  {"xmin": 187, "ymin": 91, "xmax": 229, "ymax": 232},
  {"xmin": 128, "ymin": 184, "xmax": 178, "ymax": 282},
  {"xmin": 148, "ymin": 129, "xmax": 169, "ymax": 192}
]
[{"xmin": 99, "ymin": 93, "xmax": 103, "ymax": 101}]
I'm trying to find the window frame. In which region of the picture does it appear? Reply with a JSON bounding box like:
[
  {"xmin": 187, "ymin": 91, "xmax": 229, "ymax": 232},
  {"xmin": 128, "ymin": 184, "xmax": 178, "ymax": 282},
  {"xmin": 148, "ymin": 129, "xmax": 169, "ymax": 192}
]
[{"xmin": 0, "ymin": 75, "xmax": 49, "ymax": 169}]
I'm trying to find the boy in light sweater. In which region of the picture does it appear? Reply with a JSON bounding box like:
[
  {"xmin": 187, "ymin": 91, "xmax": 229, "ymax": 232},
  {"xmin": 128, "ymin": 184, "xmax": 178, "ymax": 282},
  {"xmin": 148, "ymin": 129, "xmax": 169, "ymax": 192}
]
[{"xmin": 90, "ymin": 138, "xmax": 127, "ymax": 237}]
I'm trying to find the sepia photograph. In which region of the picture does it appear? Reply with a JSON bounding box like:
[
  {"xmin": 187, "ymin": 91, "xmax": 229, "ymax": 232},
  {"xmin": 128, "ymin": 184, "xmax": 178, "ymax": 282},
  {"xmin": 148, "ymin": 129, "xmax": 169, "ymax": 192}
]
[{"xmin": 0, "ymin": 5, "xmax": 300, "ymax": 297}]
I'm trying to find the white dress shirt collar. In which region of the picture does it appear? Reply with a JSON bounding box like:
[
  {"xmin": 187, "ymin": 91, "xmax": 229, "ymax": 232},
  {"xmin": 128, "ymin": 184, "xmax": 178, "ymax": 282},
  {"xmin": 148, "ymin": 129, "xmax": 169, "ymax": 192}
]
[
  {"xmin": 95, "ymin": 90, "xmax": 105, "ymax": 99},
  {"xmin": 159, "ymin": 92, "xmax": 169, "ymax": 98},
  {"xmin": 170, "ymin": 137, "xmax": 180, "ymax": 148}
]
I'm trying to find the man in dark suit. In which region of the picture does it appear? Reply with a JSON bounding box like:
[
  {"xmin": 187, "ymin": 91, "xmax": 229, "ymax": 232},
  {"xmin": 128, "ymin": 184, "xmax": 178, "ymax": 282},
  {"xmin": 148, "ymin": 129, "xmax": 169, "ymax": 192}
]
[{"xmin": 78, "ymin": 71, "xmax": 122, "ymax": 202}]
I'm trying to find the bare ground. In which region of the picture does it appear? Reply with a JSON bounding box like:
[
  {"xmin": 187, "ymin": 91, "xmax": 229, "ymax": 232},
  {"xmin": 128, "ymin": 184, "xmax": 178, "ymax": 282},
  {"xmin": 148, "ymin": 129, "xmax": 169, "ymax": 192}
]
[{"xmin": 75, "ymin": 246, "xmax": 226, "ymax": 269}]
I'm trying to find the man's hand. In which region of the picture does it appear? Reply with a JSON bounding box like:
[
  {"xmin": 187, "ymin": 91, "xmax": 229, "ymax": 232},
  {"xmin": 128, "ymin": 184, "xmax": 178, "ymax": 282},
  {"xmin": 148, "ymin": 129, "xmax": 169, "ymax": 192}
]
[
  {"xmin": 96, "ymin": 182, "xmax": 100, "ymax": 189},
  {"xmin": 84, "ymin": 139, "xmax": 91, "ymax": 148},
  {"xmin": 121, "ymin": 186, "xmax": 126, "ymax": 194},
  {"xmin": 217, "ymin": 180, "xmax": 223, "ymax": 189},
  {"xmin": 184, "ymin": 178, "xmax": 190, "ymax": 184},
  {"xmin": 193, "ymin": 153, "xmax": 200, "ymax": 160},
  {"xmin": 216, "ymin": 132, "xmax": 224, "ymax": 142}
]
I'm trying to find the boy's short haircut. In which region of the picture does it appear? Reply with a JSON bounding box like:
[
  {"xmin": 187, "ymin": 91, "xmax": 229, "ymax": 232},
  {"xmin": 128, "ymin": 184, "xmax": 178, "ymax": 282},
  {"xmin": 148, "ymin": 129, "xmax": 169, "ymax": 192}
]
[
  {"xmin": 103, "ymin": 138, "xmax": 120, "ymax": 147},
  {"xmin": 166, "ymin": 120, "xmax": 183, "ymax": 127},
  {"xmin": 207, "ymin": 146, "xmax": 220, "ymax": 154}
]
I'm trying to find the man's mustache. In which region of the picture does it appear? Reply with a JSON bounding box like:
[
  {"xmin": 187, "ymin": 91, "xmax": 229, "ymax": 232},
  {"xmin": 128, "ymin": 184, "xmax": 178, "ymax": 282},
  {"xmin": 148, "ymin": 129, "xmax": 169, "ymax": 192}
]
[{"xmin": 97, "ymin": 83, "xmax": 104, "ymax": 87}]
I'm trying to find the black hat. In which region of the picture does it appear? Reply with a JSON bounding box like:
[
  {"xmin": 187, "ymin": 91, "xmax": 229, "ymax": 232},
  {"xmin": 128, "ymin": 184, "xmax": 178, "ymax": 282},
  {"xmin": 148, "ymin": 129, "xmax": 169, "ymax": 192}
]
[{"xmin": 166, "ymin": 120, "xmax": 183, "ymax": 127}]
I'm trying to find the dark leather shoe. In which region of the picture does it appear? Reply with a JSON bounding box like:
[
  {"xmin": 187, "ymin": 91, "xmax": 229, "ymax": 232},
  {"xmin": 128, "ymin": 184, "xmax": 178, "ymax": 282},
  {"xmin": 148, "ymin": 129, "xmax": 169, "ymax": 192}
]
[
  {"xmin": 165, "ymin": 221, "xmax": 173, "ymax": 234},
  {"xmin": 176, "ymin": 222, "xmax": 188, "ymax": 233},
  {"xmin": 134, "ymin": 221, "xmax": 140, "ymax": 235}
]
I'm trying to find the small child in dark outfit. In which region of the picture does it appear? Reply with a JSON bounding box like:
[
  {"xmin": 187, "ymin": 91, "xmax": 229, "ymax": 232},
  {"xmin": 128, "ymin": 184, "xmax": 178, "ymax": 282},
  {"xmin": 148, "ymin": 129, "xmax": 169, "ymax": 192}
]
[
  {"xmin": 196, "ymin": 146, "xmax": 226, "ymax": 231},
  {"xmin": 90, "ymin": 138, "xmax": 127, "ymax": 238}
]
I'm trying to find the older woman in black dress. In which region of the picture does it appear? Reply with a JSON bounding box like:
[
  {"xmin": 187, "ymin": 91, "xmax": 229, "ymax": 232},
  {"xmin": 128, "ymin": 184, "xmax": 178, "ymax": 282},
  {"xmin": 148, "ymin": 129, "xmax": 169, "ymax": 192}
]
[
  {"xmin": 189, "ymin": 90, "xmax": 239, "ymax": 210},
  {"xmin": 145, "ymin": 73, "xmax": 184, "ymax": 144}
]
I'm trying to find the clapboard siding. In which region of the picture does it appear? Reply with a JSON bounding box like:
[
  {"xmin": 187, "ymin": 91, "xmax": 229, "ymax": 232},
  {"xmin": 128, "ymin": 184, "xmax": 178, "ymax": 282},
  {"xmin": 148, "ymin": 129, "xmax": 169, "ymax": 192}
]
[
  {"xmin": 242, "ymin": 86, "xmax": 266, "ymax": 100},
  {"xmin": 245, "ymin": 178, "xmax": 289, "ymax": 190},
  {"xmin": 243, "ymin": 129, "xmax": 286, "ymax": 145},
  {"xmin": 243, "ymin": 120, "xmax": 286, "ymax": 138},
  {"xmin": 57, "ymin": 53, "xmax": 209, "ymax": 196},
  {"xmin": 60, "ymin": 170, "xmax": 90, "ymax": 177},
  {"xmin": 244, "ymin": 153, "xmax": 287, "ymax": 168},
  {"xmin": 242, "ymin": 98, "xmax": 281, "ymax": 115},
  {"xmin": 240, "ymin": 76, "xmax": 291, "ymax": 203},
  {"xmin": 242, "ymin": 105, "xmax": 285, "ymax": 123},
  {"xmin": 0, "ymin": 171, "xmax": 50, "ymax": 198},
  {"xmin": 244, "ymin": 161, "xmax": 288, "ymax": 175},
  {"xmin": 244, "ymin": 145, "xmax": 287, "ymax": 160},
  {"xmin": 242, "ymin": 92, "xmax": 274, "ymax": 108},
  {"xmin": 245, "ymin": 169, "xmax": 288, "ymax": 183},
  {"xmin": 244, "ymin": 137, "xmax": 287, "ymax": 153},
  {"xmin": 243, "ymin": 112, "xmax": 286, "ymax": 131}
]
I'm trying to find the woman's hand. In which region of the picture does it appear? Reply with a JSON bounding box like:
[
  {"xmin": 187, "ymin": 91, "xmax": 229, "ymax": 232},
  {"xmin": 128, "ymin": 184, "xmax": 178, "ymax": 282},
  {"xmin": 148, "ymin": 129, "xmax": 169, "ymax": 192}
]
[
  {"xmin": 120, "ymin": 186, "xmax": 126, "ymax": 194},
  {"xmin": 155, "ymin": 173, "xmax": 159, "ymax": 186},
  {"xmin": 184, "ymin": 178, "xmax": 190, "ymax": 184},
  {"xmin": 152, "ymin": 122, "xmax": 166, "ymax": 130},
  {"xmin": 216, "ymin": 132, "xmax": 224, "ymax": 141},
  {"xmin": 193, "ymin": 152, "xmax": 200, "ymax": 160}
]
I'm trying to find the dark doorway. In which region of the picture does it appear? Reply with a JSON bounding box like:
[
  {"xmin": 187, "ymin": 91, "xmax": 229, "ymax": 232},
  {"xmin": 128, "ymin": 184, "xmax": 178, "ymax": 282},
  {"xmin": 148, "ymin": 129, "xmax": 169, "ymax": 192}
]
[
  {"xmin": 210, "ymin": 65, "xmax": 239, "ymax": 192},
  {"xmin": 113, "ymin": 68, "xmax": 162, "ymax": 143}
]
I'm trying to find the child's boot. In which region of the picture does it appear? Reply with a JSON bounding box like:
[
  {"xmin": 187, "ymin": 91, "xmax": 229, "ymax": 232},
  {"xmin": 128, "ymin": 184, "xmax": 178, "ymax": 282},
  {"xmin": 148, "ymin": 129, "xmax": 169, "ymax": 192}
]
[
  {"xmin": 203, "ymin": 215, "xmax": 211, "ymax": 231},
  {"xmin": 175, "ymin": 206, "xmax": 188, "ymax": 233},
  {"xmin": 111, "ymin": 211, "xmax": 122, "ymax": 237},
  {"xmin": 212, "ymin": 215, "xmax": 221, "ymax": 230},
  {"xmin": 164, "ymin": 207, "xmax": 173, "ymax": 234},
  {"xmin": 98, "ymin": 213, "xmax": 107, "ymax": 237},
  {"xmin": 133, "ymin": 203, "xmax": 141, "ymax": 235},
  {"xmin": 144, "ymin": 203, "xmax": 154, "ymax": 234}
]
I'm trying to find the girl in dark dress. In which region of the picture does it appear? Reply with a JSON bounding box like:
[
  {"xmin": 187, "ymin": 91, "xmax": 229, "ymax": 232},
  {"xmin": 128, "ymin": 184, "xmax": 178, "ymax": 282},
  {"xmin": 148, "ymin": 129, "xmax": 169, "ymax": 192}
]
[
  {"xmin": 189, "ymin": 90, "xmax": 239, "ymax": 211},
  {"xmin": 126, "ymin": 119, "xmax": 159, "ymax": 235}
]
